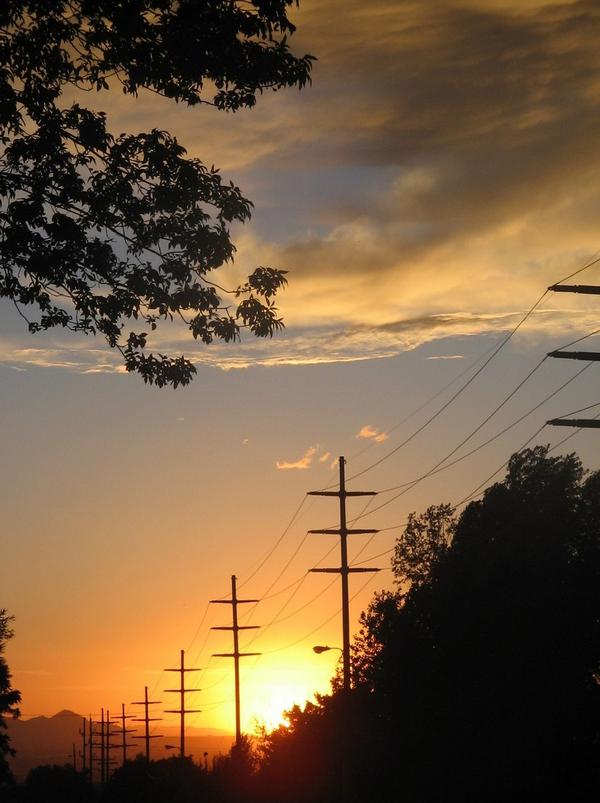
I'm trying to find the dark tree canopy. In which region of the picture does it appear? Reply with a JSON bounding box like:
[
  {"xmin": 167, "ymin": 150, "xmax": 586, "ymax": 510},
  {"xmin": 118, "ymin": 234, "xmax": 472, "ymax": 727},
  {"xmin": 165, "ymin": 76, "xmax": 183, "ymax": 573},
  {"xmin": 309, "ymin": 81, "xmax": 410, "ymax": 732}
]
[
  {"xmin": 0, "ymin": 1, "xmax": 313, "ymax": 386},
  {"xmin": 256, "ymin": 447, "xmax": 600, "ymax": 802},
  {"xmin": 0, "ymin": 610, "xmax": 21, "ymax": 788}
]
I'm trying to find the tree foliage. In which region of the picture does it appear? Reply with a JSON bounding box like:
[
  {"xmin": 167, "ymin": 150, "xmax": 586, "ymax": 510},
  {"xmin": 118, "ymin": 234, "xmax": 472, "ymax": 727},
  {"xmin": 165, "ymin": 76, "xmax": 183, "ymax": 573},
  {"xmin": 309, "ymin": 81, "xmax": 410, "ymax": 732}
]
[
  {"xmin": 0, "ymin": 1, "xmax": 313, "ymax": 386},
  {"xmin": 391, "ymin": 502, "xmax": 455, "ymax": 593},
  {"xmin": 0, "ymin": 610, "xmax": 21, "ymax": 788}
]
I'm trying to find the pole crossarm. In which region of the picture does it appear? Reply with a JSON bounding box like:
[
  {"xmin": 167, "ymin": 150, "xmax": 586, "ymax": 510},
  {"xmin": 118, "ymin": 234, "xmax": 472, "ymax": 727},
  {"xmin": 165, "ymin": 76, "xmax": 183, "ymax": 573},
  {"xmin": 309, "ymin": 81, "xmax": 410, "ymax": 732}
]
[
  {"xmin": 548, "ymin": 283, "xmax": 600, "ymax": 294},
  {"xmin": 547, "ymin": 418, "xmax": 600, "ymax": 428},
  {"xmin": 548, "ymin": 350, "xmax": 600, "ymax": 361},
  {"xmin": 310, "ymin": 567, "xmax": 380, "ymax": 574},
  {"xmin": 210, "ymin": 599, "xmax": 258, "ymax": 604},
  {"xmin": 164, "ymin": 688, "xmax": 202, "ymax": 693},
  {"xmin": 212, "ymin": 625, "xmax": 259, "ymax": 631},
  {"xmin": 308, "ymin": 528, "xmax": 379, "ymax": 535},
  {"xmin": 308, "ymin": 490, "xmax": 377, "ymax": 497},
  {"xmin": 210, "ymin": 574, "xmax": 261, "ymax": 747},
  {"xmin": 164, "ymin": 709, "xmax": 202, "ymax": 714}
]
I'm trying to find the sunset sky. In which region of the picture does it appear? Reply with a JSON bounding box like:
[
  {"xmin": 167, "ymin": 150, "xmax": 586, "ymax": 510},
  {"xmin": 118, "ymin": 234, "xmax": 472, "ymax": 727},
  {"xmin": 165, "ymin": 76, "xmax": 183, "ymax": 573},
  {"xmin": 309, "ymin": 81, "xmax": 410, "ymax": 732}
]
[{"xmin": 3, "ymin": 0, "xmax": 600, "ymax": 738}]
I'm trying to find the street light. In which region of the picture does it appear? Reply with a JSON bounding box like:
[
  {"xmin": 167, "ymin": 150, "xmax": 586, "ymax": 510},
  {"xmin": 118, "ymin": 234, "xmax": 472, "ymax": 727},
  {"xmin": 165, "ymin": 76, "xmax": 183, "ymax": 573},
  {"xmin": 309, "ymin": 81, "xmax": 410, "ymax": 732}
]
[{"xmin": 312, "ymin": 645, "xmax": 342, "ymax": 654}]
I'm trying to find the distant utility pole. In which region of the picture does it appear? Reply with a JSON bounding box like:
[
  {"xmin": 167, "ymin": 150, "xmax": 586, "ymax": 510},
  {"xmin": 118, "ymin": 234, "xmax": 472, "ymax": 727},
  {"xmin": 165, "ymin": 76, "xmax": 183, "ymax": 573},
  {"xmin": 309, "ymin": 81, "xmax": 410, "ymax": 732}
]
[
  {"xmin": 132, "ymin": 686, "xmax": 163, "ymax": 761},
  {"xmin": 111, "ymin": 703, "xmax": 137, "ymax": 766},
  {"xmin": 210, "ymin": 575, "xmax": 261, "ymax": 748},
  {"xmin": 91, "ymin": 709, "xmax": 106, "ymax": 785},
  {"xmin": 78, "ymin": 717, "xmax": 87, "ymax": 776},
  {"xmin": 88, "ymin": 714, "xmax": 93, "ymax": 784},
  {"xmin": 164, "ymin": 650, "xmax": 202, "ymax": 759},
  {"xmin": 104, "ymin": 711, "xmax": 120, "ymax": 781},
  {"xmin": 308, "ymin": 456, "xmax": 380, "ymax": 692},
  {"xmin": 547, "ymin": 282, "xmax": 600, "ymax": 428}
]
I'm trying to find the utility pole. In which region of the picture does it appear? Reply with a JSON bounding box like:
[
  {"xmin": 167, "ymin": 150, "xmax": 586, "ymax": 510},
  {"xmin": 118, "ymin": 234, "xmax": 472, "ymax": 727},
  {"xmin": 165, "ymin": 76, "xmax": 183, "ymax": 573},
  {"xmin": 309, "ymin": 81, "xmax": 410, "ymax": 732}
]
[
  {"xmin": 78, "ymin": 717, "xmax": 87, "ymax": 777},
  {"xmin": 547, "ymin": 282, "xmax": 600, "ymax": 429},
  {"xmin": 91, "ymin": 709, "xmax": 105, "ymax": 786},
  {"xmin": 164, "ymin": 650, "xmax": 202, "ymax": 759},
  {"xmin": 88, "ymin": 714, "xmax": 93, "ymax": 784},
  {"xmin": 71, "ymin": 743, "xmax": 77, "ymax": 770},
  {"xmin": 100, "ymin": 709, "xmax": 105, "ymax": 785},
  {"xmin": 308, "ymin": 456, "xmax": 380, "ymax": 691},
  {"xmin": 111, "ymin": 703, "xmax": 137, "ymax": 766},
  {"xmin": 104, "ymin": 711, "xmax": 119, "ymax": 781},
  {"xmin": 210, "ymin": 575, "xmax": 261, "ymax": 748},
  {"xmin": 132, "ymin": 686, "xmax": 163, "ymax": 761}
]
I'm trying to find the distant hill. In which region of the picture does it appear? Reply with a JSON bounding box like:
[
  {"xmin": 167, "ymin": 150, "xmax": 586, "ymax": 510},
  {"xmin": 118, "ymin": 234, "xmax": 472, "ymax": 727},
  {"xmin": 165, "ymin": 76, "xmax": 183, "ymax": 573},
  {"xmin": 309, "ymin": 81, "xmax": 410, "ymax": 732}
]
[{"xmin": 7, "ymin": 710, "xmax": 234, "ymax": 781}]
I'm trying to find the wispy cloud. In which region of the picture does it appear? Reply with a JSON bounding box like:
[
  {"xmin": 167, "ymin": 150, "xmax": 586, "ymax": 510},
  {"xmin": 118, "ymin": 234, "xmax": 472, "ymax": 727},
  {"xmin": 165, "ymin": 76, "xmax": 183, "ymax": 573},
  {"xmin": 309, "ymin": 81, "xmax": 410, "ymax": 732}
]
[
  {"xmin": 356, "ymin": 424, "xmax": 389, "ymax": 444},
  {"xmin": 426, "ymin": 354, "xmax": 465, "ymax": 360},
  {"xmin": 3, "ymin": 305, "xmax": 600, "ymax": 376},
  {"xmin": 5, "ymin": 0, "xmax": 600, "ymax": 375},
  {"xmin": 276, "ymin": 445, "xmax": 318, "ymax": 470},
  {"xmin": 319, "ymin": 451, "xmax": 331, "ymax": 463}
]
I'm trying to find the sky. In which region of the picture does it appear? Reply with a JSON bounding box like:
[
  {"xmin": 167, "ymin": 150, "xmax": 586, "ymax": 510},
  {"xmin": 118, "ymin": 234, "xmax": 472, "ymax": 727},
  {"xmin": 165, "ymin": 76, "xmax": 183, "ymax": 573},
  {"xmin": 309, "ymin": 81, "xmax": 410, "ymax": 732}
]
[{"xmin": 3, "ymin": 0, "xmax": 600, "ymax": 740}]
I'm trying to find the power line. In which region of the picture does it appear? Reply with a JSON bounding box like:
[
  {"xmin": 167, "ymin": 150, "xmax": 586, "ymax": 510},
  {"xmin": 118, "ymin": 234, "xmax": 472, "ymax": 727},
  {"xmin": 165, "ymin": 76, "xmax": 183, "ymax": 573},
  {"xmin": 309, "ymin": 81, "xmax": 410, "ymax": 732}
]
[
  {"xmin": 237, "ymin": 495, "xmax": 309, "ymax": 590},
  {"xmin": 548, "ymin": 411, "xmax": 600, "ymax": 452},
  {"xmin": 551, "ymin": 252, "xmax": 600, "ymax": 285},
  {"xmin": 257, "ymin": 576, "xmax": 339, "ymax": 630},
  {"xmin": 346, "ymin": 338, "xmax": 503, "ymax": 463},
  {"xmin": 547, "ymin": 399, "xmax": 600, "ymax": 421},
  {"xmin": 261, "ymin": 571, "xmax": 382, "ymax": 656},
  {"xmin": 454, "ymin": 423, "xmax": 549, "ymax": 507},
  {"xmin": 349, "ymin": 328, "xmax": 600, "ymax": 521},
  {"xmin": 336, "ymin": 253, "xmax": 600, "ymax": 488},
  {"xmin": 341, "ymin": 293, "xmax": 549, "ymax": 486},
  {"xmin": 241, "ymin": 530, "xmax": 312, "ymax": 627},
  {"xmin": 373, "ymin": 361, "xmax": 592, "ymax": 497},
  {"xmin": 346, "ymin": 407, "xmax": 600, "ymax": 570}
]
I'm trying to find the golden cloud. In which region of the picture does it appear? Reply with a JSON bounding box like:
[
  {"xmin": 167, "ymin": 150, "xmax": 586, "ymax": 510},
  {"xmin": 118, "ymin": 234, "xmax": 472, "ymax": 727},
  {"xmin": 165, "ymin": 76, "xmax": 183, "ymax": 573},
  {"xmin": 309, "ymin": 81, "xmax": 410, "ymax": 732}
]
[
  {"xmin": 276, "ymin": 446, "xmax": 319, "ymax": 470},
  {"xmin": 356, "ymin": 425, "xmax": 389, "ymax": 444}
]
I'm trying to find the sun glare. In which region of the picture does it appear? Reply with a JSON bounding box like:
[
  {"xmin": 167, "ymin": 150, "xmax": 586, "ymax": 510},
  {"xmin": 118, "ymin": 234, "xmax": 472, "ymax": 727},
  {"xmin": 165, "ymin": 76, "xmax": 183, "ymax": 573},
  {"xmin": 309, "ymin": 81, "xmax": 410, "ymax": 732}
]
[{"xmin": 246, "ymin": 684, "xmax": 307, "ymax": 733}]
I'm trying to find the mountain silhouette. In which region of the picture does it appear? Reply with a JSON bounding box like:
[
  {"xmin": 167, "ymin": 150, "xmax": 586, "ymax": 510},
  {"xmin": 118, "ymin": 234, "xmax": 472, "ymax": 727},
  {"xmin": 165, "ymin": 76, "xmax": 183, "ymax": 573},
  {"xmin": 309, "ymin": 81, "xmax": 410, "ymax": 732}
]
[{"xmin": 7, "ymin": 710, "xmax": 234, "ymax": 780}]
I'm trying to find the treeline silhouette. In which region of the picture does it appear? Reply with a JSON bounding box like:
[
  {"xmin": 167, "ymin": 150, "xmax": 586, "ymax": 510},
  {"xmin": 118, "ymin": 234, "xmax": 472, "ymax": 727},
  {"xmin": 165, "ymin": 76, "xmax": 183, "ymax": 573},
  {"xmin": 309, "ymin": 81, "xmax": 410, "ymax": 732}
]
[{"xmin": 5, "ymin": 445, "xmax": 600, "ymax": 802}]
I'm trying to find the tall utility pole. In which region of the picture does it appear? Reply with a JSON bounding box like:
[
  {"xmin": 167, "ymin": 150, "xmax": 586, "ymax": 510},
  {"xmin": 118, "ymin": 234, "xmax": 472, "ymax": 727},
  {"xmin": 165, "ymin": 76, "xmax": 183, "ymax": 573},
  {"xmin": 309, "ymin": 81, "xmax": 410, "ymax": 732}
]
[
  {"xmin": 111, "ymin": 703, "xmax": 137, "ymax": 766},
  {"xmin": 132, "ymin": 686, "xmax": 163, "ymax": 761},
  {"xmin": 210, "ymin": 575, "xmax": 261, "ymax": 747},
  {"xmin": 308, "ymin": 456, "xmax": 380, "ymax": 691},
  {"xmin": 547, "ymin": 282, "xmax": 600, "ymax": 429},
  {"xmin": 164, "ymin": 650, "xmax": 202, "ymax": 759}
]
